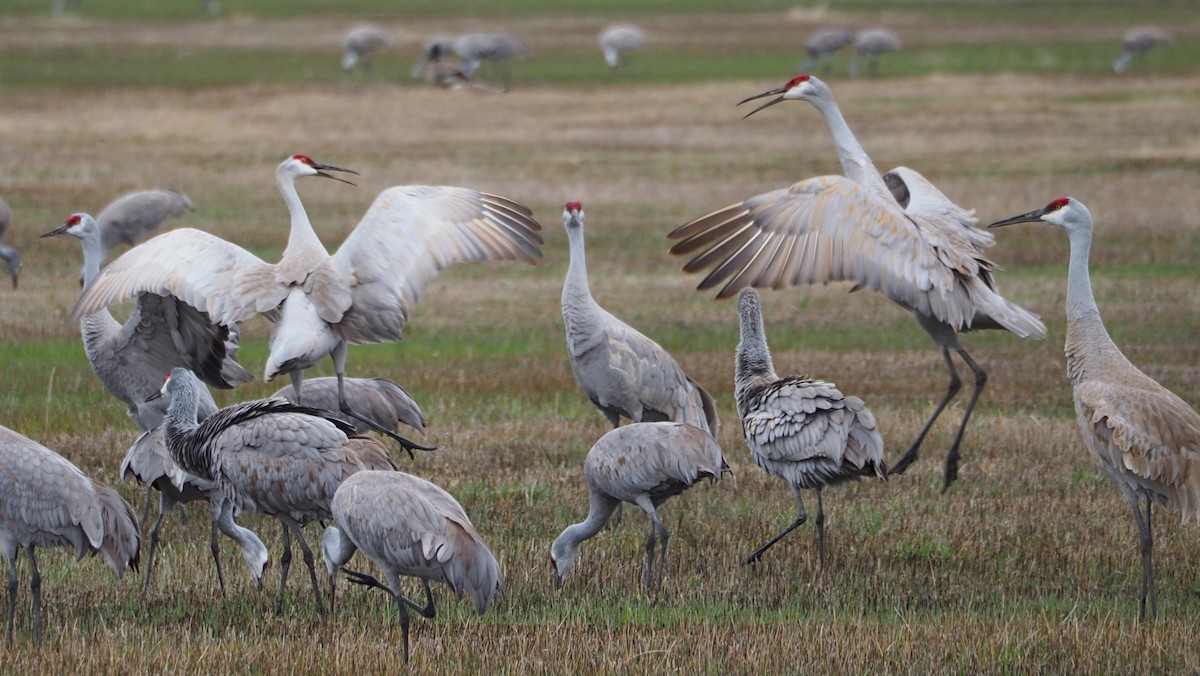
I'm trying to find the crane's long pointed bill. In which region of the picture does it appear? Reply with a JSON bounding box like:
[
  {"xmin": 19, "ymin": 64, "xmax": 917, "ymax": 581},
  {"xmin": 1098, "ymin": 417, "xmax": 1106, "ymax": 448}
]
[
  {"xmin": 40, "ymin": 224, "xmax": 71, "ymax": 238},
  {"xmin": 314, "ymin": 163, "xmax": 360, "ymax": 186},
  {"xmin": 737, "ymin": 87, "xmax": 787, "ymax": 118},
  {"xmin": 988, "ymin": 208, "xmax": 1046, "ymax": 228}
]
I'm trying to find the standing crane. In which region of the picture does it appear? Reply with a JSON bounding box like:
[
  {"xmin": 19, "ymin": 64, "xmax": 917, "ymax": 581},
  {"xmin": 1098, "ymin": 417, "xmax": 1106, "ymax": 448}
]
[
  {"xmin": 551, "ymin": 422, "xmax": 729, "ymax": 590},
  {"xmin": 157, "ymin": 367, "xmax": 397, "ymax": 616},
  {"xmin": 321, "ymin": 470, "xmax": 501, "ymax": 664},
  {"xmin": 562, "ymin": 202, "xmax": 719, "ymax": 437},
  {"xmin": 96, "ymin": 189, "xmax": 194, "ymax": 258},
  {"xmin": 0, "ymin": 198, "xmax": 19, "ymax": 289},
  {"xmin": 735, "ymin": 288, "xmax": 886, "ymax": 565},
  {"xmin": 849, "ymin": 27, "xmax": 901, "ymax": 78},
  {"xmin": 271, "ymin": 376, "xmax": 426, "ymax": 437},
  {"xmin": 1113, "ymin": 26, "xmax": 1173, "ymax": 74},
  {"xmin": 342, "ymin": 26, "xmax": 395, "ymax": 75},
  {"xmin": 668, "ymin": 74, "xmax": 1045, "ymax": 490},
  {"xmin": 989, "ymin": 197, "xmax": 1200, "ymax": 619},
  {"xmin": 42, "ymin": 213, "xmax": 251, "ymax": 431},
  {"xmin": 72, "ymin": 154, "xmax": 544, "ymax": 454},
  {"xmin": 598, "ymin": 24, "xmax": 645, "ymax": 70},
  {"xmin": 798, "ymin": 28, "xmax": 853, "ymax": 75},
  {"xmin": 0, "ymin": 423, "xmax": 140, "ymax": 645}
]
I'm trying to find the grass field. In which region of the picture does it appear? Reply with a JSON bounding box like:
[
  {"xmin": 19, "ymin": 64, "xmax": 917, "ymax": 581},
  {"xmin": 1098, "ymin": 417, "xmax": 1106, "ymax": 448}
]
[{"xmin": 1, "ymin": 1, "xmax": 1199, "ymax": 672}]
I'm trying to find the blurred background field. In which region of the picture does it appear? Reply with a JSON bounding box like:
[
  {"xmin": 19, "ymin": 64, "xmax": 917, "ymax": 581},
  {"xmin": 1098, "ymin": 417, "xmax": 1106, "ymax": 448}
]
[{"xmin": 0, "ymin": 0, "xmax": 1198, "ymax": 671}]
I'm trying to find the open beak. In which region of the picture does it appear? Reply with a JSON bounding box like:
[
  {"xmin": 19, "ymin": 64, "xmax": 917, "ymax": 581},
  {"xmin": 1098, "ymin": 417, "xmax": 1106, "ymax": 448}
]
[
  {"xmin": 40, "ymin": 223, "xmax": 71, "ymax": 238},
  {"xmin": 988, "ymin": 207, "xmax": 1047, "ymax": 229},
  {"xmin": 737, "ymin": 85, "xmax": 788, "ymax": 119},
  {"xmin": 312, "ymin": 162, "xmax": 359, "ymax": 186}
]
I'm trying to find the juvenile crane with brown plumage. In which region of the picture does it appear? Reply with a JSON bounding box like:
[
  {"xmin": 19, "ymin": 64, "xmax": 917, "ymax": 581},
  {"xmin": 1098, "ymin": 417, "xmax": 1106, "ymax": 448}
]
[{"xmin": 990, "ymin": 197, "xmax": 1200, "ymax": 620}]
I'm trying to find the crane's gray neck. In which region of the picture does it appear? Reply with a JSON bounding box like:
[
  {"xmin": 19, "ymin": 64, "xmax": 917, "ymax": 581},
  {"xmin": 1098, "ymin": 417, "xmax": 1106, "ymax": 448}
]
[
  {"xmin": 162, "ymin": 375, "xmax": 210, "ymax": 478},
  {"xmin": 277, "ymin": 172, "xmax": 326, "ymax": 267},
  {"xmin": 76, "ymin": 226, "xmax": 107, "ymax": 287},
  {"xmin": 808, "ymin": 94, "xmax": 891, "ymax": 200},
  {"xmin": 1063, "ymin": 223, "xmax": 1123, "ymax": 384},
  {"xmin": 562, "ymin": 491, "xmax": 620, "ymax": 547},
  {"xmin": 562, "ymin": 222, "xmax": 594, "ymax": 305},
  {"xmin": 76, "ymin": 224, "xmax": 122, "ymax": 336},
  {"xmin": 735, "ymin": 297, "xmax": 777, "ymax": 405}
]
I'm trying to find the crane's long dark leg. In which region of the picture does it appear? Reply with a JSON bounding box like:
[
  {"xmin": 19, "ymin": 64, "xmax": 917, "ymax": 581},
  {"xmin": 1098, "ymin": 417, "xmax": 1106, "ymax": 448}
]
[
  {"xmin": 941, "ymin": 348, "xmax": 988, "ymax": 492},
  {"xmin": 140, "ymin": 493, "xmax": 171, "ymax": 597},
  {"xmin": 6, "ymin": 551, "xmax": 18, "ymax": 645},
  {"xmin": 1122, "ymin": 488, "xmax": 1156, "ymax": 620},
  {"xmin": 329, "ymin": 341, "xmax": 436, "ymax": 457},
  {"xmin": 289, "ymin": 525, "xmax": 327, "ymax": 617},
  {"xmin": 888, "ymin": 345, "xmax": 961, "ymax": 478},
  {"xmin": 343, "ymin": 570, "xmax": 435, "ymax": 663},
  {"xmin": 744, "ymin": 485, "xmax": 808, "ymax": 565},
  {"xmin": 27, "ymin": 547, "xmax": 41, "ymax": 645},
  {"xmin": 815, "ymin": 489, "xmax": 826, "ymax": 569},
  {"xmin": 209, "ymin": 518, "xmax": 226, "ymax": 595},
  {"xmin": 276, "ymin": 523, "xmax": 293, "ymax": 615}
]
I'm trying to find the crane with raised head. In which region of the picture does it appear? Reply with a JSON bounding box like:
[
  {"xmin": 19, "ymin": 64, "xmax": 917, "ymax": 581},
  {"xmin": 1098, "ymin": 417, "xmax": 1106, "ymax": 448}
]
[
  {"xmin": 735, "ymin": 288, "xmax": 886, "ymax": 565},
  {"xmin": 73, "ymin": 154, "xmax": 543, "ymax": 455},
  {"xmin": 322, "ymin": 470, "xmax": 501, "ymax": 663},
  {"xmin": 669, "ymin": 74, "xmax": 1044, "ymax": 491},
  {"xmin": 551, "ymin": 422, "xmax": 729, "ymax": 591},
  {"xmin": 990, "ymin": 197, "xmax": 1200, "ymax": 620},
  {"xmin": 562, "ymin": 201, "xmax": 719, "ymax": 437},
  {"xmin": 0, "ymin": 423, "xmax": 140, "ymax": 645}
]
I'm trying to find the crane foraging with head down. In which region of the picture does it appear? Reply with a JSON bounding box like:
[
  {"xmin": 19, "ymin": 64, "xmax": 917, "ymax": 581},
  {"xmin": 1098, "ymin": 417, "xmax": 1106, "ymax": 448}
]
[
  {"xmin": 73, "ymin": 154, "xmax": 544, "ymax": 454},
  {"xmin": 322, "ymin": 470, "xmax": 501, "ymax": 664},
  {"xmin": 668, "ymin": 74, "xmax": 1044, "ymax": 491},
  {"xmin": 989, "ymin": 197, "xmax": 1200, "ymax": 620},
  {"xmin": 562, "ymin": 201, "xmax": 719, "ymax": 437},
  {"xmin": 734, "ymin": 288, "xmax": 886, "ymax": 565}
]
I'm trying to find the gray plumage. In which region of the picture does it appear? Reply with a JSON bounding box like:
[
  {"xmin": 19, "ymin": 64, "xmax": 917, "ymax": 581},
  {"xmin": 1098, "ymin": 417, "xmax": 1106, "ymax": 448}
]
[
  {"xmin": 849, "ymin": 27, "xmax": 901, "ymax": 78},
  {"xmin": 799, "ymin": 28, "xmax": 853, "ymax": 74},
  {"xmin": 342, "ymin": 25, "xmax": 395, "ymax": 74},
  {"xmin": 0, "ymin": 199, "xmax": 19, "ymax": 289},
  {"xmin": 97, "ymin": 188, "xmax": 194, "ymax": 259},
  {"xmin": 562, "ymin": 202, "xmax": 719, "ymax": 437},
  {"xmin": 551, "ymin": 422, "xmax": 729, "ymax": 590},
  {"xmin": 598, "ymin": 24, "xmax": 645, "ymax": 69},
  {"xmin": 413, "ymin": 33, "xmax": 529, "ymax": 81},
  {"xmin": 271, "ymin": 376, "xmax": 426, "ymax": 436},
  {"xmin": 321, "ymin": 470, "xmax": 501, "ymax": 663},
  {"xmin": 120, "ymin": 427, "xmax": 241, "ymax": 596},
  {"xmin": 990, "ymin": 197, "xmax": 1200, "ymax": 620},
  {"xmin": 670, "ymin": 75, "xmax": 1044, "ymax": 490},
  {"xmin": 735, "ymin": 288, "xmax": 885, "ymax": 566},
  {"xmin": 42, "ymin": 213, "xmax": 251, "ymax": 432},
  {"xmin": 0, "ymin": 424, "xmax": 140, "ymax": 645},
  {"xmin": 1113, "ymin": 26, "xmax": 1173, "ymax": 74},
  {"xmin": 159, "ymin": 368, "xmax": 397, "ymax": 616}
]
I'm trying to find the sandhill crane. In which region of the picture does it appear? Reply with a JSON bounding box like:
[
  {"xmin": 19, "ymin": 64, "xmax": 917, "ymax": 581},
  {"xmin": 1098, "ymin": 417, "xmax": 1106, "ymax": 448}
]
[
  {"xmin": 157, "ymin": 367, "xmax": 397, "ymax": 616},
  {"xmin": 598, "ymin": 24, "xmax": 645, "ymax": 69},
  {"xmin": 798, "ymin": 27, "xmax": 853, "ymax": 74},
  {"xmin": 735, "ymin": 288, "xmax": 886, "ymax": 565},
  {"xmin": 0, "ymin": 423, "xmax": 140, "ymax": 645},
  {"xmin": 271, "ymin": 376, "xmax": 426, "ymax": 437},
  {"xmin": 668, "ymin": 75, "xmax": 1045, "ymax": 490},
  {"xmin": 42, "ymin": 213, "xmax": 250, "ymax": 432},
  {"xmin": 413, "ymin": 33, "xmax": 529, "ymax": 83},
  {"xmin": 97, "ymin": 189, "xmax": 194, "ymax": 258},
  {"xmin": 120, "ymin": 428, "xmax": 235, "ymax": 596},
  {"xmin": 0, "ymin": 198, "xmax": 19, "ymax": 289},
  {"xmin": 342, "ymin": 25, "xmax": 395, "ymax": 75},
  {"xmin": 551, "ymin": 422, "xmax": 729, "ymax": 590},
  {"xmin": 73, "ymin": 154, "xmax": 543, "ymax": 454},
  {"xmin": 321, "ymin": 470, "xmax": 501, "ymax": 663},
  {"xmin": 990, "ymin": 197, "xmax": 1200, "ymax": 619},
  {"xmin": 849, "ymin": 27, "xmax": 901, "ymax": 78},
  {"xmin": 562, "ymin": 202, "xmax": 719, "ymax": 437},
  {"xmin": 1113, "ymin": 26, "xmax": 1173, "ymax": 74}
]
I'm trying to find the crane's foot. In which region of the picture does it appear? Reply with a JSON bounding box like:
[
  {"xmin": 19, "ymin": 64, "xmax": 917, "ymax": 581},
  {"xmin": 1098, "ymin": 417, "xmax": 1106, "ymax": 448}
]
[
  {"xmin": 341, "ymin": 568, "xmax": 387, "ymax": 592},
  {"xmin": 886, "ymin": 446, "xmax": 920, "ymax": 477}
]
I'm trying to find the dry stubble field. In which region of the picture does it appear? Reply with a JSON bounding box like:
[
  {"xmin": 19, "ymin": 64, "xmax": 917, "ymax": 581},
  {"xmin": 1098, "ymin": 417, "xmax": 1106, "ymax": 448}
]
[{"xmin": 1, "ymin": 8, "xmax": 1200, "ymax": 673}]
